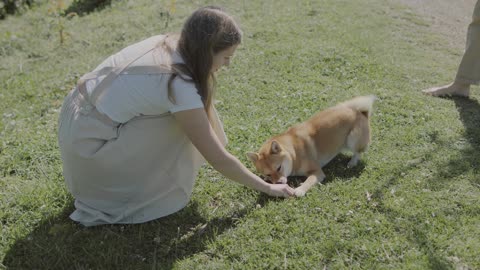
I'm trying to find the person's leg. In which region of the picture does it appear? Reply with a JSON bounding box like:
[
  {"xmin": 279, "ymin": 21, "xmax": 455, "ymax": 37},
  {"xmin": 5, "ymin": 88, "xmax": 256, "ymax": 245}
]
[
  {"xmin": 456, "ymin": 0, "xmax": 480, "ymax": 86},
  {"xmin": 423, "ymin": 0, "xmax": 480, "ymax": 97}
]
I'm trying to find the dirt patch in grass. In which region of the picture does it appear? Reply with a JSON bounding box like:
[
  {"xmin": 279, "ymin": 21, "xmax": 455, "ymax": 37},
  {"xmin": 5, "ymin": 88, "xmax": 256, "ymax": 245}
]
[{"xmin": 391, "ymin": 0, "xmax": 476, "ymax": 50}]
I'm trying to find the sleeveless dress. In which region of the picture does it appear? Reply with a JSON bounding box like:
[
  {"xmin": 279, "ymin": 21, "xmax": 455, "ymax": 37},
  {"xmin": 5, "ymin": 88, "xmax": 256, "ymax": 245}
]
[{"xmin": 58, "ymin": 35, "xmax": 227, "ymax": 226}]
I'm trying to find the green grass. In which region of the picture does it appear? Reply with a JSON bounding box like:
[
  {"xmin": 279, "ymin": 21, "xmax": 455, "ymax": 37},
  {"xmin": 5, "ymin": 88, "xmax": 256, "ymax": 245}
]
[{"xmin": 1, "ymin": 0, "xmax": 479, "ymax": 269}]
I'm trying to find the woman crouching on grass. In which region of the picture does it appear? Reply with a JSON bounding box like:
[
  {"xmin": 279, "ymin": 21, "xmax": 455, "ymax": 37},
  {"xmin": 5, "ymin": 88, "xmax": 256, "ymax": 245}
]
[{"xmin": 57, "ymin": 6, "xmax": 294, "ymax": 226}]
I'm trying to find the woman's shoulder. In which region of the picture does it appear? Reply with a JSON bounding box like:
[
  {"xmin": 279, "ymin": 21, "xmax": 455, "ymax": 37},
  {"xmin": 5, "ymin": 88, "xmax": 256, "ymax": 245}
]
[{"xmin": 121, "ymin": 35, "xmax": 167, "ymax": 55}]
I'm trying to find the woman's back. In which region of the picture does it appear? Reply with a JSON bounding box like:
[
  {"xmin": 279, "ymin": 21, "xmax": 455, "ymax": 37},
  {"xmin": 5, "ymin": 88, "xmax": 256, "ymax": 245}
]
[{"xmin": 83, "ymin": 35, "xmax": 203, "ymax": 123}]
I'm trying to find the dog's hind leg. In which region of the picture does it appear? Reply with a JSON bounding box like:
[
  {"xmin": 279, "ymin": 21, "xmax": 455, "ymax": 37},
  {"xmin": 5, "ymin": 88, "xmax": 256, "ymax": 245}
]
[
  {"xmin": 348, "ymin": 152, "xmax": 361, "ymax": 168},
  {"xmin": 346, "ymin": 113, "xmax": 371, "ymax": 168}
]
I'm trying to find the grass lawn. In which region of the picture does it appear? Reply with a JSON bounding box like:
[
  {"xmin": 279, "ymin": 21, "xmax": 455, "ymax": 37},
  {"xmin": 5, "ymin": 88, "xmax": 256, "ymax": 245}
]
[{"xmin": 1, "ymin": 0, "xmax": 479, "ymax": 269}]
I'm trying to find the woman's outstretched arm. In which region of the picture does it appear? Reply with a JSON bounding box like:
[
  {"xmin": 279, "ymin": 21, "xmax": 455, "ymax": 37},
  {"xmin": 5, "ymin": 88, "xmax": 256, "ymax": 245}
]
[{"xmin": 173, "ymin": 108, "xmax": 294, "ymax": 198}]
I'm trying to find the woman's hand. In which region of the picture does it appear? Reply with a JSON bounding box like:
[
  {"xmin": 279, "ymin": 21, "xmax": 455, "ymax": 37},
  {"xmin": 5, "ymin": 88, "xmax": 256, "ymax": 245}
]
[{"xmin": 266, "ymin": 183, "xmax": 295, "ymax": 198}]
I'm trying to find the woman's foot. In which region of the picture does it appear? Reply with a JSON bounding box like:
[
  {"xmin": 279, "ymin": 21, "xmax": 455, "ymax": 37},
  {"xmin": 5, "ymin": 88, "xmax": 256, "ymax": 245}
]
[{"xmin": 422, "ymin": 81, "xmax": 470, "ymax": 97}]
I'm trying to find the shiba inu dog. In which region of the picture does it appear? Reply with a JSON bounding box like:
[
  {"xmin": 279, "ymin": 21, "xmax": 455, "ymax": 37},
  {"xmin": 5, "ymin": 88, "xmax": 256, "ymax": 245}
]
[{"xmin": 247, "ymin": 95, "xmax": 376, "ymax": 197}]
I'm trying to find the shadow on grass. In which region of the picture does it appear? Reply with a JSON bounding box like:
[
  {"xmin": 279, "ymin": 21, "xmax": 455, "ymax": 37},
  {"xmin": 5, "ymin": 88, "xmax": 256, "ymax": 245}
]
[
  {"xmin": 365, "ymin": 143, "xmax": 457, "ymax": 268},
  {"xmin": 361, "ymin": 97, "xmax": 480, "ymax": 269},
  {"xmin": 375, "ymin": 203, "xmax": 455, "ymax": 270},
  {"xmin": 324, "ymin": 153, "xmax": 367, "ymax": 181},
  {"xmin": 287, "ymin": 153, "xmax": 367, "ymax": 188},
  {"xmin": 443, "ymin": 97, "xmax": 480, "ymax": 185},
  {"xmin": 64, "ymin": 0, "xmax": 111, "ymax": 17},
  {"xmin": 367, "ymin": 169, "xmax": 456, "ymax": 269},
  {"xmin": 2, "ymin": 200, "xmax": 252, "ymax": 269}
]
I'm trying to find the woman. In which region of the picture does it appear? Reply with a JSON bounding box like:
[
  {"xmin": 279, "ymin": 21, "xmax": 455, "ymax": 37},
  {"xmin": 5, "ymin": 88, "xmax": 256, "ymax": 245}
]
[{"xmin": 58, "ymin": 6, "xmax": 294, "ymax": 226}]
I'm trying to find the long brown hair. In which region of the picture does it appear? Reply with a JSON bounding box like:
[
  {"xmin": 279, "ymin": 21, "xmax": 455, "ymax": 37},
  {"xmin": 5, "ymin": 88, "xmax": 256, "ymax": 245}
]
[{"xmin": 166, "ymin": 6, "xmax": 242, "ymax": 121}]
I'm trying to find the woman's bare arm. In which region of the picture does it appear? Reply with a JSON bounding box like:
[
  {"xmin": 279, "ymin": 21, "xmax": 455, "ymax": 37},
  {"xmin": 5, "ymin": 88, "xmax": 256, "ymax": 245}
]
[{"xmin": 173, "ymin": 108, "xmax": 294, "ymax": 198}]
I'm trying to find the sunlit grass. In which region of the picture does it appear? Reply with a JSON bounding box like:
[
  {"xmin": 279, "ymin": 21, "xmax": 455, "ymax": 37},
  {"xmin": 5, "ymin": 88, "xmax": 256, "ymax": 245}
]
[{"xmin": 0, "ymin": 0, "xmax": 479, "ymax": 269}]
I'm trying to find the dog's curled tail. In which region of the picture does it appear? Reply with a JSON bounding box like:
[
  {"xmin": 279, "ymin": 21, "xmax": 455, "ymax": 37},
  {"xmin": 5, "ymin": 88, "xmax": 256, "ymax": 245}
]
[{"xmin": 340, "ymin": 95, "xmax": 377, "ymax": 117}]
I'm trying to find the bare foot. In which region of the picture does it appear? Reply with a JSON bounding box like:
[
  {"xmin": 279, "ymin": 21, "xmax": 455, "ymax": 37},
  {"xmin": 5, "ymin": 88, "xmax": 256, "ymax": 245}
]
[{"xmin": 422, "ymin": 81, "xmax": 470, "ymax": 97}]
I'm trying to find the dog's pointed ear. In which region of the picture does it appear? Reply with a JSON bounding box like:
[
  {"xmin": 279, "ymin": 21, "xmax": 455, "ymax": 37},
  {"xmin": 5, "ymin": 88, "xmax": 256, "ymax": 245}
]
[
  {"xmin": 270, "ymin": 140, "xmax": 282, "ymax": 154},
  {"xmin": 246, "ymin": 152, "xmax": 259, "ymax": 163}
]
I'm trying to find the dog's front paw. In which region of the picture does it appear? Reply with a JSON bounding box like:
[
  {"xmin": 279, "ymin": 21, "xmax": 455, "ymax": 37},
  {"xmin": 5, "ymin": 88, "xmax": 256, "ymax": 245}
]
[{"xmin": 294, "ymin": 188, "xmax": 306, "ymax": 197}]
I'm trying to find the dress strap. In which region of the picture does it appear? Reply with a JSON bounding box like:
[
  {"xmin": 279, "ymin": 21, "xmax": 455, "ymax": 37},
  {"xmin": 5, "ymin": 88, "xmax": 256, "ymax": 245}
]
[
  {"xmin": 76, "ymin": 36, "xmax": 172, "ymax": 104},
  {"xmin": 75, "ymin": 37, "xmax": 172, "ymax": 125}
]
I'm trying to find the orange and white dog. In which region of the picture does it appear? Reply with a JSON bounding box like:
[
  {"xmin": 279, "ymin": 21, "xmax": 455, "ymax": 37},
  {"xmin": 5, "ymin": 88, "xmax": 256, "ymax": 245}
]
[{"xmin": 247, "ymin": 95, "xmax": 376, "ymax": 197}]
